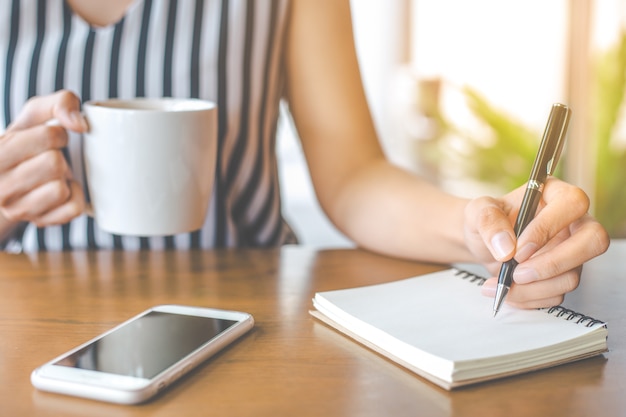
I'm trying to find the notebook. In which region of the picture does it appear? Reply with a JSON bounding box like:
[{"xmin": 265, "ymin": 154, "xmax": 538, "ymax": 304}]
[{"xmin": 310, "ymin": 268, "xmax": 608, "ymax": 390}]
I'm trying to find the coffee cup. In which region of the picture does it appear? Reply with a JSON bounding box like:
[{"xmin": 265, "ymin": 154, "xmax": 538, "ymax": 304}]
[{"xmin": 82, "ymin": 98, "xmax": 217, "ymax": 236}]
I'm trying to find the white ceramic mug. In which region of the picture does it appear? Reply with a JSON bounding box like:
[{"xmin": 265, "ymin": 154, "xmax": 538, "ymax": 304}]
[{"xmin": 82, "ymin": 98, "xmax": 217, "ymax": 236}]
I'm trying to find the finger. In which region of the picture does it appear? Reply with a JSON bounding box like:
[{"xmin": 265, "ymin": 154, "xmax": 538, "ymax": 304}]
[
  {"xmin": 504, "ymin": 292, "xmax": 565, "ymax": 310},
  {"xmin": 6, "ymin": 90, "xmax": 88, "ymax": 133},
  {"xmin": 0, "ymin": 150, "xmax": 70, "ymax": 206},
  {"xmin": 481, "ymin": 270, "xmax": 577, "ymax": 309},
  {"xmin": 32, "ymin": 181, "xmax": 86, "ymax": 226},
  {"xmin": 481, "ymin": 229, "xmax": 567, "ymax": 288},
  {"xmin": 0, "ymin": 178, "xmax": 74, "ymax": 223},
  {"xmin": 507, "ymin": 267, "xmax": 581, "ymax": 309},
  {"xmin": 482, "ymin": 279, "xmax": 565, "ymax": 309},
  {"xmin": 464, "ymin": 196, "xmax": 517, "ymax": 262},
  {"xmin": 515, "ymin": 178, "xmax": 590, "ymax": 263},
  {"xmin": 513, "ymin": 214, "xmax": 609, "ymax": 284},
  {"xmin": 0, "ymin": 124, "xmax": 70, "ymax": 172}
]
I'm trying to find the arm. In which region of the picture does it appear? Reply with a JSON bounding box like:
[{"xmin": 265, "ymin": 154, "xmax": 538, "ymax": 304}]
[
  {"xmin": 285, "ymin": 0, "xmax": 609, "ymax": 308},
  {"xmin": 285, "ymin": 0, "xmax": 470, "ymax": 263}
]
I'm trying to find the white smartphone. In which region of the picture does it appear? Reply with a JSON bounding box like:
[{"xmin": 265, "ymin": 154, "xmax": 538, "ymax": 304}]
[{"xmin": 31, "ymin": 305, "xmax": 254, "ymax": 404}]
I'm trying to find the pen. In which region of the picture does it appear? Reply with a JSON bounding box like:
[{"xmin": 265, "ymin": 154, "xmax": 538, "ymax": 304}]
[{"xmin": 492, "ymin": 103, "xmax": 571, "ymax": 317}]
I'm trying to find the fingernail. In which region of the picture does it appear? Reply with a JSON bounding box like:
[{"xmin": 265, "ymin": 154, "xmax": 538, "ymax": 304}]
[
  {"xmin": 515, "ymin": 243, "xmax": 538, "ymax": 263},
  {"xmin": 514, "ymin": 266, "xmax": 538, "ymax": 284},
  {"xmin": 491, "ymin": 232, "xmax": 515, "ymax": 260},
  {"xmin": 70, "ymin": 111, "xmax": 88, "ymax": 130},
  {"xmin": 481, "ymin": 279, "xmax": 496, "ymax": 297}
]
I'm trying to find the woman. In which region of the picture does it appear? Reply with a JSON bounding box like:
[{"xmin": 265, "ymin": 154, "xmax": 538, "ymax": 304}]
[{"xmin": 0, "ymin": 0, "xmax": 609, "ymax": 309}]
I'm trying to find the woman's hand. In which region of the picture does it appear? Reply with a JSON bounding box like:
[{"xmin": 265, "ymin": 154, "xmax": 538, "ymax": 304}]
[
  {"xmin": 0, "ymin": 90, "xmax": 89, "ymax": 229},
  {"xmin": 464, "ymin": 177, "xmax": 610, "ymax": 309}
]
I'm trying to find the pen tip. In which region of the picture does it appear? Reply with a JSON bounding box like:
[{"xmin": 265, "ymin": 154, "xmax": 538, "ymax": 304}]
[{"xmin": 492, "ymin": 284, "xmax": 509, "ymax": 318}]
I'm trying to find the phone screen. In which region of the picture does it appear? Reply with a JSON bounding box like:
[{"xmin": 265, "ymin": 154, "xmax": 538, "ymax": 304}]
[{"xmin": 54, "ymin": 311, "xmax": 238, "ymax": 379}]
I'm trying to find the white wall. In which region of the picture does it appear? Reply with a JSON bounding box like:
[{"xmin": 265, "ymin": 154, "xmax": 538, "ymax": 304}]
[{"xmin": 411, "ymin": 0, "xmax": 568, "ymax": 128}]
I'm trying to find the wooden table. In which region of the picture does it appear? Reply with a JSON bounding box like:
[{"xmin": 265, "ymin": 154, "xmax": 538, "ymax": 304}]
[{"xmin": 1, "ymin": 242, "xmax": 625, "ymax": 417}]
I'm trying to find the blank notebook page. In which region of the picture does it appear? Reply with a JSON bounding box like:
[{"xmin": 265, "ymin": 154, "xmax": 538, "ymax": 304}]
[{"xmin": 313, "ymin": 269, "xmax": 606, "ymax": 363}]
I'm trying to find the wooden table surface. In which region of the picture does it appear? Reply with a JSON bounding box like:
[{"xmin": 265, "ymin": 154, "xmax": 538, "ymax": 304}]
[{"xmin": 1, "ymin": 242, "xmax": 625, "ymax": 417}]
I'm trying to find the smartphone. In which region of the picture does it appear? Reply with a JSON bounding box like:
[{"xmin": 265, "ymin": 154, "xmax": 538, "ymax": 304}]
[{"xmin": 31, "ymin": 305, "xmax": 254, "ymax": 404}]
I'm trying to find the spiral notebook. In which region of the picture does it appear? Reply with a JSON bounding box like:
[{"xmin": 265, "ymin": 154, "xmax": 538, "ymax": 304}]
[{"xmin": 311, "ymin": 268, "xmax": 608, "ymax": 390}]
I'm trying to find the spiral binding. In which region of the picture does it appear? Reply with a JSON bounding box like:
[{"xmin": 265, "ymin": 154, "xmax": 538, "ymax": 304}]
[
  {"xmin": 453, "ymin": 268, "xmax": 605, "ymax": 328},
  {"xmin": 454, "ymin": 269, "xmax": 486, "ymax": 286},
  {"xmin": 545, "ymin": 306, "xmax": 605, "ymax": 328}
]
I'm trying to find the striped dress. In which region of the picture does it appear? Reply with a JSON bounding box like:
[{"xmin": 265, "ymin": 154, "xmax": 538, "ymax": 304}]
[{"xmin": 0, "ymin": 0, "xmax": 298, "ymax": 251}]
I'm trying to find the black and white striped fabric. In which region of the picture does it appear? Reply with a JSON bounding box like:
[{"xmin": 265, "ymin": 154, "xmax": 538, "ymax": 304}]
[{"xmin": 0, "ymin": 0, "xmax": 298, "ymax": 251}]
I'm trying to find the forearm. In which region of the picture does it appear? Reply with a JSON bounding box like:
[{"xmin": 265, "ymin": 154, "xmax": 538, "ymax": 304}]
[
  {"xmin": 285, "ymin": 0, "xmax": 478, "ymax": 264},
  {"xmin": 323, "ymin": 159, "xmax": 474, "ymax": 264}
]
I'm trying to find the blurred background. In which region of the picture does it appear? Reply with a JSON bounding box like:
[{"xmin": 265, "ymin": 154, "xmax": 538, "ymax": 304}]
[{"xmin": 279, "ymin": 0, "xmax": 626, "ymax": 247}]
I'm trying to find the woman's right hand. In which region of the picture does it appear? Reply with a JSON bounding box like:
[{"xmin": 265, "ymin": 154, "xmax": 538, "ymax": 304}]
[{"xmin": 0, "ymin": 90, "xmax": 89, "ymax": 228}]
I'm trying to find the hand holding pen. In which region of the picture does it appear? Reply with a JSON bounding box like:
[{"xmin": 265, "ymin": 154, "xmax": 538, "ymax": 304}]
[
  {"xmin": 492, "ymin": 103, "xmax": 571, "ymax": 316},
  {"xmin": 463, "ymin": 103, "xmax": 609, "ymax": 313}
]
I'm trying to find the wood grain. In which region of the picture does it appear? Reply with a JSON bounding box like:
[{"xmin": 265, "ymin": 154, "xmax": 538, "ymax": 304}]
[{"xmin": 0, "ymin": 244, "xmax": 624, "ymax": 417}]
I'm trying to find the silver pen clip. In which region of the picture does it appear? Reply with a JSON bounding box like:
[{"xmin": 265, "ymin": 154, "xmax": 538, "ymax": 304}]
[
  {"xmin": 537, "ymin": 103, "xmax": 571, "ymax": 179},
  {"xmin": 543, "ymin": 103, "xmax": 572, "ymax": 177}
]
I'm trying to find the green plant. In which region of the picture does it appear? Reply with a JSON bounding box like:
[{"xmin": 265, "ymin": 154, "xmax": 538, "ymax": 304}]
[
  {"xmin": 592, "ymin": 31, "xmax": 626, "ymax": 236},
  {"xmin": 444, "ymin": 87, "xmax": 542, "ymax": 192},
  {"xmin": 439, "ymin": 32, "xmax": 626, "ymax": 237}
]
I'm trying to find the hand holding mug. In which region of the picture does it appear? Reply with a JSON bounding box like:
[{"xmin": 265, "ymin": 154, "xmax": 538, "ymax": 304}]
[
  {"xmin": 0, "ymin": 91, "xmax": 218, "ymax": 238},
  {"xmin": 0, "ymin": 90, "xmax": 88, "ymax": 227}
]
